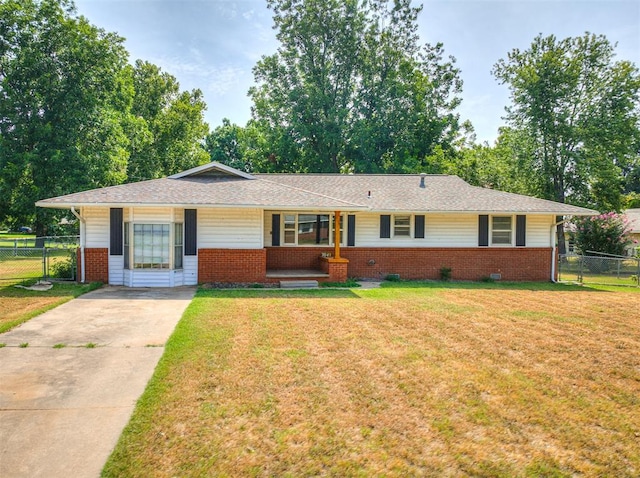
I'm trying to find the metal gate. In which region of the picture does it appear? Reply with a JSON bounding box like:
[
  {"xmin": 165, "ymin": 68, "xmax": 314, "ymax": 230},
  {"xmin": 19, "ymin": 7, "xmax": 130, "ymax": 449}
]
[
  {"xmin": 0, "ymin": 247, "xmax": 76, "ymax": 282},
  {"xmin": 558, "ymin": 252, "xmax": 640, "ymax": 287}
]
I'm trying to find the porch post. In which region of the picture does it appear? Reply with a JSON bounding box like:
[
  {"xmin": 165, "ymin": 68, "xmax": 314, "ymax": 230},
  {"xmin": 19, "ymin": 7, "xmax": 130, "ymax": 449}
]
[{"xmin": 334, "ymin": 211, "xmax": 341, "ymax": 259}]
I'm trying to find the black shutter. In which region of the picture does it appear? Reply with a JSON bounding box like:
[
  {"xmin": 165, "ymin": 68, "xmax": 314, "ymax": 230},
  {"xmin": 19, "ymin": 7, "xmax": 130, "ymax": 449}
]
[
  {"xmin": 110, "ymin": 208, "xmax": 123, "ymax": 255},
  {"xmin": 415, "ymin": 215, "xmax": 425, "ymax": 239},
  {"xmin": 478, "ymin": 215, "xmax": 489, "ymax": 247},
  {"xmin": 516, "ymin": 215, "xmax": 526, "ymax": 247},
  {"xmin": 185, "ymin": 209, "xmax": 197, "ymax": 256},
  {"xmin": 347, "ymin": 214, "xmax": 356, "ymax": 246},
  {"xmin": 271, "ymin": 214, "xmax": 281, "ymax": 246},
  {"xmin": 380, "ymin": 215, "xmax": 391, "ymax": 238}
]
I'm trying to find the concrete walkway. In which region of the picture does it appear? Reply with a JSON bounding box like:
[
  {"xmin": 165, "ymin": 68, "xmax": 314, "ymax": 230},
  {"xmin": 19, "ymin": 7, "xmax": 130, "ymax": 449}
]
[{"xmin": 0, "ymin": 286, "xmax": 195, "ymax": 478}]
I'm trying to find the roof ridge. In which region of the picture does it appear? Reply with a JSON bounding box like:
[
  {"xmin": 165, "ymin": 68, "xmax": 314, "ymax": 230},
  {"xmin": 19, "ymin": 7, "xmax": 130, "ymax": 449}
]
[
  {"xmin": 253, "ymin": 173, "xmax": 452, "ymax": 177},
  {"xmin": 257, "ymin": 177, "xmax": 367, "ymax": 208}
]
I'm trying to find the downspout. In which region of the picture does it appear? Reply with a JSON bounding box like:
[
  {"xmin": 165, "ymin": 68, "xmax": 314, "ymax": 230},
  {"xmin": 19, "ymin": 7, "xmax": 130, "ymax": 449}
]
[
  {"xmin": 70, "ymin": 207, "xmax": 85, "ymax": 283},
  {"xmin": 550, "ymin": 218, "xmax": 565, "ymax": 283}
]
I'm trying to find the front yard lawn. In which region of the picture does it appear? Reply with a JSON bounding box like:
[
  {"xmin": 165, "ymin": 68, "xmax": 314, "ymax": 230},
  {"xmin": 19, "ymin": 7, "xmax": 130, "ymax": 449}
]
[
  {"xmin": 0, "ymin": 281, "xmax": 101, "ymax": 333},
  {"xmin": 104, "ymin": 282, "xmax": 640, "ymax": 477}
]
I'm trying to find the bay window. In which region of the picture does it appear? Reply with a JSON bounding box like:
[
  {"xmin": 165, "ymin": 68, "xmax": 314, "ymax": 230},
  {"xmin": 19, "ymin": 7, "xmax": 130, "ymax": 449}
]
[{"xmin": 123, "ymin": 223, "xmax": 183, "ymax": 270}]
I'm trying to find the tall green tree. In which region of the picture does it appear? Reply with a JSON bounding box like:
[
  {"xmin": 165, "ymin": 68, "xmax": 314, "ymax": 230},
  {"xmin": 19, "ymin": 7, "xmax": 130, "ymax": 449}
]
[
  {"xmin": 127, "ymin": 60, "xmax": 209, "ymax": 181},
  {"xmin": 249, "ymin": 0, "xmax": 463, "ymax": 173},
  {"xmin": 492, "ymin": 33, "xmax": 640, "ymax": 212},
  {"xmin": 0, "ymin": 0, "xmax": 133, "ymax": 234}
]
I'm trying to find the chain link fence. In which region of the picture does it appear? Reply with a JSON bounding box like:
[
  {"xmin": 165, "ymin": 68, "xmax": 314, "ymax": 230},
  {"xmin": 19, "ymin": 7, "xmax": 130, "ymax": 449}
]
[
  {"xmin": 558, "ymin": 252, "xmax": 640, "ymax": 287},
  {"xmin": 0, "ymin": 247, "xmax": 76, "ymax": 282}
]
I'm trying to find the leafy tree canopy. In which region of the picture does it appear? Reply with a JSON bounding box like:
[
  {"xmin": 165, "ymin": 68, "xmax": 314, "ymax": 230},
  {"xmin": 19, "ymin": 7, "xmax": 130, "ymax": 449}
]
[
  {"xmin": 249, "ymin": 0, "xmax": 464, "ymax": 173},
  {"xmin": 492, "ymin": 32, "xmax": 640, "ymax": 212},
  {"xmin": 0, "ymin": 1, "xmax": 210, "ymax": 232}
]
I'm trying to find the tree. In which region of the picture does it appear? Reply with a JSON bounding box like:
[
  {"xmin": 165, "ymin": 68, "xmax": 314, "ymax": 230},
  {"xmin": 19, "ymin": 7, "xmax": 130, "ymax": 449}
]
[
  {"xmin": 0, "ymin": 0, "xmax": 133, "ymax": 234},
  {"xmin": 127, "ymin": 60, "xmax": 209, "ymax": 181},
  {"xmin": 493, "ymin": 33, "xmax": 640, "ymax": 212},
  {"xmin": 249, "ymin": 0, "xmax": 464, "ymax": 173},
  {"xmin": 572, "ymin": 212, "xmax": 636, "ymax": 258}
]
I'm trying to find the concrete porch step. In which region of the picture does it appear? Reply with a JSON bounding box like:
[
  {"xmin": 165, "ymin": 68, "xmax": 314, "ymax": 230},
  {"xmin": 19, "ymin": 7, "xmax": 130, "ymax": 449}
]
[{"xmin": 279, "ymin": 280, "xmax": 319, "ymax": 289}]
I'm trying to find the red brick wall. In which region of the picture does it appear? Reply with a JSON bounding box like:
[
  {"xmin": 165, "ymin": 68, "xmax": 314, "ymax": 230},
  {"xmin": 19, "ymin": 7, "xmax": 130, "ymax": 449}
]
[
  {"xmin": 82, "ymin": 248, "xmax": 109, "ymax": 283},
  {"xmin": 198, "ymin": 249, "xmax": 266, "ymax": 283},
  {"xmin": 267, "ymin": 246, "xmax": 334, "ymax": 270},
  {"xmin": 266, "ymin": 247, "xmax": 553, "ymax": 282}
]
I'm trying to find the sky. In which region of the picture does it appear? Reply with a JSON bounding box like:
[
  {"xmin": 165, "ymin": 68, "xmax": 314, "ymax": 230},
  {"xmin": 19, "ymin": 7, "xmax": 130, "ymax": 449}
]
[{"xmin": 74, "ymin": 0, "xmax": 640, "ymax": 144}]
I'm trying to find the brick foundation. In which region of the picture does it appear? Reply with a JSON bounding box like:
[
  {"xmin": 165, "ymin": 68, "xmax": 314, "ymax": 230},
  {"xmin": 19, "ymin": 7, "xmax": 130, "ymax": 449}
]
[
  {"xmin": 81, "ymin": 248, "xmax": 109, "ymax": 283},
  {"xmin": 198, "ymin": 248, "xmax": 266, "ymax": 283},
  {"xmin": 267, "ymin": 247, "xmax": 553, "ymax": 282}
]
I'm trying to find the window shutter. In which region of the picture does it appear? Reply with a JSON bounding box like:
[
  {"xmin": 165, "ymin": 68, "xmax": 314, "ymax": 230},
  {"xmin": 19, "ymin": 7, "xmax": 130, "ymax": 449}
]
[
  {"xmin": 347, "ymin": 215, "xmax": 356, "ymax": 246},
  {"xmin": 478, "ymin": 215, "xmax": 489, "ymax": 247},
  {"xmin": 516, "ymin": 215, "xmax": 526, "ymax": 247},
  {"xmin": 110, "ymin": 208, "xmax": 123, "ymax": 256},
  {"xmin": 380, "ymin": 215, "xmax": 391, "ymax": 238},
  {"xmin": 185, "ymin": 209, "xmax": 197, "ymax": 256},
  {"xmin": 415, "ymin": 215, "xmax": 425, "ymax": 239},
  {"xmin": 271, "ymin": 214, "xmax": 281, "ymax": 246}
]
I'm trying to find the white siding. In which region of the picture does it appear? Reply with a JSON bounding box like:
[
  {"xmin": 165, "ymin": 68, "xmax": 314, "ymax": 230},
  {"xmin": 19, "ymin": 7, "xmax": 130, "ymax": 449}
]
[
  {"xmin": 108, "ymin": 255, "xmax": 124, "ymax": 285},
  {"xmin": 264, "ymin": 212, "xmax": 553, "ymax": 248},
  {"xmin": 199, "ymin": 208, "xmax": 263, "ymax": 248},
  {"xmin": 83, "ymin": 207, "xmax": 109, "ymax": 248},
  {"xmin": 527, "ymin": 215, "xmax": 554, "ymax": 247},
  {"xmin": 356, "ymin": 213, "xmax": 478, "ymax": 247},
  {"xmin": 124, "ymin": 270, "xmax": 183, "ymax": 287},
  {"xmin": 183, "ymin": 256, "xmax": 198, "ymax": 285},
  {"xmin": 128, "ymin": 207, "xmax": 173, "ymax": 223}
]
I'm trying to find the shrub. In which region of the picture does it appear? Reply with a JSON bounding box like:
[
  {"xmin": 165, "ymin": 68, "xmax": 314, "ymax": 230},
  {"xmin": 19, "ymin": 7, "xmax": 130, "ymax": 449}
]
[
  {"xmin": 50, "ymin": 256, "xmax": 75, "ymax": 278},
  {"xmin": 439, "ymin": 266, "xmax": 452, "ymax": 281},
  {"xmin": 572, "ymin": 212, "xmax": 636, "ymax": 257},
  {"xmin": 572, "ymin": 212, "xmax": 637, "ymax": 273}
]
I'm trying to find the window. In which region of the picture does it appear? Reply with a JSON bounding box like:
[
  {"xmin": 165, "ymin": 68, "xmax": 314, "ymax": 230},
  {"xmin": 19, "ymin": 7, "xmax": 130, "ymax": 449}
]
[
  {"xmin": 492, "ymin": 216, "xmax": 512, "ymax": 245},
  {"xmin": 394, "ymin": 215, "xmax": 411, "ymax": 237},
  {"xmin": 284, "ymin": 214, "xmax": 296, "ymax": 245},
  {"xmin": 124, "ymin": 222, "xmax": 130, "ymax": 269},
  {"xmin": 133, "ymin": 224, "xmax": 170, "ymax": 269},
  {"xmin": 298, "ymin": 214, "xmax": 330, "ymax": 245},
  {"xmin": 281, "ymin": 213, "xmax": 343, "ymax": 245},
  {"xmin": 174, "ymin": 223, "xmax": 183, "ymax": 269}
]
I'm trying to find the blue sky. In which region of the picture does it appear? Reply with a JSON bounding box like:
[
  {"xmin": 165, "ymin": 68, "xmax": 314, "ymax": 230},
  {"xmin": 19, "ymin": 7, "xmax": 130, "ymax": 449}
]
[{"xmin": 74, "ymin": 0, "xmax": 639, "ymax": 144}]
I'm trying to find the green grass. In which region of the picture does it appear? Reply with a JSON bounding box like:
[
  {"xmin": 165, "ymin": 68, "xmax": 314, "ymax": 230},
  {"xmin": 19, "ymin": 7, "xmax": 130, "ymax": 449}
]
[
  {"xmin": 104, "ymin": 281, "xmax": 640, "ymax": 477},
  {"xmin": 0, "ymin": 281, "xmax": 102, "ymax": 333}
]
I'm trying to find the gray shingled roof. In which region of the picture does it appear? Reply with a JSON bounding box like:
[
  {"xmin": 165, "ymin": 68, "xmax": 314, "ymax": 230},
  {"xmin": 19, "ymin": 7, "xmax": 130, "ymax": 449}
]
[{"xmin": 36, "ymin": 162, "xmax": 597, "ymax": 215}]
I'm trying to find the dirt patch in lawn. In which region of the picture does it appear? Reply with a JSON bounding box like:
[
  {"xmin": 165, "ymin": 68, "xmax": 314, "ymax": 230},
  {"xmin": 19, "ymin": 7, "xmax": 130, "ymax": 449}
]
[{"xmin": 104, "ymin": 286, "xmax": 640, "ymax": 477}]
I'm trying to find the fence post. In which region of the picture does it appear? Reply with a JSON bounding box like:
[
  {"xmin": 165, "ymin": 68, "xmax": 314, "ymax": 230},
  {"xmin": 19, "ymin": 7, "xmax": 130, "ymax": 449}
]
[
  {"xmin": 637, "ymin": 258, "xmax": 640, "ymax": 288},
  {"xmin": 42, "ymin": 247, "xmax": 47, "ymax": 279},
  {"xmin": 579, "ymin": 255, "xmax": 584, "ymax": 283}
]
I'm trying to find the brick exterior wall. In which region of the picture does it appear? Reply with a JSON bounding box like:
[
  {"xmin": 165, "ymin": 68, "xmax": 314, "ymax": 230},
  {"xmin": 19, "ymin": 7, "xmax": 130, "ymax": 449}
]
[
  {"xmin": 267, "ymin": 246, "xmax": 334, "ymax": 270},
  {"xmin": 198, "ymin": 248, "xmax": 266, "ymax": 283},
  {"xmin": 320, "ymin": 257, "xmax": 349, "ymax": 282},
  {"xmin": 267, "ymin": 247, "xmax": 553, "ymax": 282},
  {"xmin": 81, "ymin": 248, "xmax": 109, "ymax": 283}
]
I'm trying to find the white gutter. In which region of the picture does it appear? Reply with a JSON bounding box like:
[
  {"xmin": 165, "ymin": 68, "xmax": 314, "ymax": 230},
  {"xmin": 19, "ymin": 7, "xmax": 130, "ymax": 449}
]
[
  {"xmin": 550, "ymin": 217, "xmax": 566, "ymax": 283},
  {"xmin": 70, "ymin": 207, "xmax": 86, "ymax": 283}
]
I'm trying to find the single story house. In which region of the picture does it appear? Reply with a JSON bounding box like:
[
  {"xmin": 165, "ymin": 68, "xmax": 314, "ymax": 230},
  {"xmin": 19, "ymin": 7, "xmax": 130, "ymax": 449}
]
[
  {"xmin": 625, "ymin": 208, "xmax": 640, "ymax": 256},
  {"xmin": 36, "ymin": 162, "xmax": 597, "ymax": 287}
]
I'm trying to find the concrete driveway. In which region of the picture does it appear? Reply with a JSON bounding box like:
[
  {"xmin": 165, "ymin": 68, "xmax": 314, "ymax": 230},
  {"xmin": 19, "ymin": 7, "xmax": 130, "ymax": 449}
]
[{"xmin": 0, "ymin": 286, "xmax": 195, "ymax": 478}]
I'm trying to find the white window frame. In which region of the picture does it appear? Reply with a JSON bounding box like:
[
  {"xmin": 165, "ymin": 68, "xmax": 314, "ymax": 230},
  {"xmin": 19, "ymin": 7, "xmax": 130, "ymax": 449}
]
[
  {"xmin": 124, "ymin": 222, "xmax": 183, "ymax": 270},
  {"xmin": 393, "ymin": 214, "xmax": 412, "ymax": 238},
  {"xmin": 491, "ymin": 215, "xmax": 513, "ymax": 246},
  {"xmin": 280, "ymin": 213, "xmax": 345, "ymax": 246}
]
